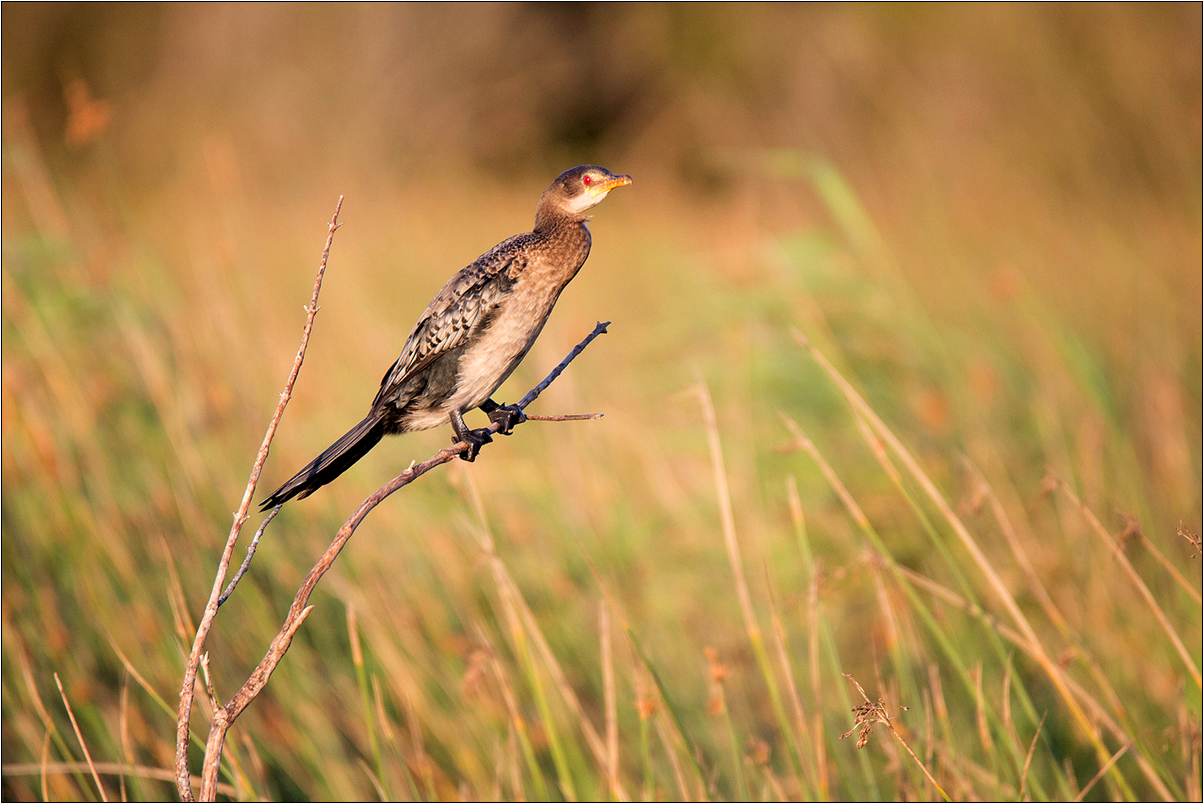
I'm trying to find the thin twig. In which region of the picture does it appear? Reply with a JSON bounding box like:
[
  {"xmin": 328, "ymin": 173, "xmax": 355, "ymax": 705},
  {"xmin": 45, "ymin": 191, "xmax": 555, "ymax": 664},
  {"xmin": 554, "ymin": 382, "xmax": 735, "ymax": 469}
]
[
  {"xmin": 518, "ymin": 321, "xmax": 608, "ymax": 408},
  {"xmin": 218, "ymin": 505, "xmax": 281, "ymax": 605},
  {"xmin": 176, "ymin": 197, "xmax": 343, "ymax": 801},
  {"xmin": 194, "ymin": 322, "xmax": 611, "ymax": 800},
  {"xmin": 525, "ymin": 412, "xmax": 603, "ymax": 421}
]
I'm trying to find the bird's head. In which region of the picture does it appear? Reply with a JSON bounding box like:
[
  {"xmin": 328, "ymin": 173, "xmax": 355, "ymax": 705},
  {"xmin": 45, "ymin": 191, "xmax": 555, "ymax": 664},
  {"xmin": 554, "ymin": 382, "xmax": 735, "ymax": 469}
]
[{"xmin": 536, "ymin": 165, "xmax": 632, "ymax": 227}]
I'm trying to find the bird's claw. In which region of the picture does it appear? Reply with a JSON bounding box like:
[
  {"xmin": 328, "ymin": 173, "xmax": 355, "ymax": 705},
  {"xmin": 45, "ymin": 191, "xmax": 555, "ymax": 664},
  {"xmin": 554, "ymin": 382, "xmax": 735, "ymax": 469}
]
[
  {"xmin": 488, "ymin": 403, "xmax": 527, "ymax": 435},
  {"xmin": 457, "ymin": 427, "xmax": 493, "ymax": 462}
]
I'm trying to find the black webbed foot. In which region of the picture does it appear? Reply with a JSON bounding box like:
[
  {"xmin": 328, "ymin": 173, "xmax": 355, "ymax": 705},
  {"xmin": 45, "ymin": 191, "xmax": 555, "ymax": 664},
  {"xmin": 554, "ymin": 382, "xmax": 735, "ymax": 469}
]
[{"xmin": 481, "ymin": 399, "xmax": 527, "ymax": 435}]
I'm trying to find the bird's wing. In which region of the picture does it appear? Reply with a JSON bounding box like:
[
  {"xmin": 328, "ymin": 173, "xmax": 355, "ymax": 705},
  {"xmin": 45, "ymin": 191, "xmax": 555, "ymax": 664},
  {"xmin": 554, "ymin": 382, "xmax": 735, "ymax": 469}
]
[{"xmin": 371, "ymin": 237, "xmax": 531, "ymax": 408}]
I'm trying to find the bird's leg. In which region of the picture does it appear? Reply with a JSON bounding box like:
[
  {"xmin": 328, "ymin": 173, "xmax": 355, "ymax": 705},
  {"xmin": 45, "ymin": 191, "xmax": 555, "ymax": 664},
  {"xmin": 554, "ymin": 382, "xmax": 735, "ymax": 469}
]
[
  {"xmin": 450, "ymin": 409, "xmax": 492, "ymax": 462},
  {"xmin": 479, "ymin": 397, "xmax": 526, "ymax": 436}
]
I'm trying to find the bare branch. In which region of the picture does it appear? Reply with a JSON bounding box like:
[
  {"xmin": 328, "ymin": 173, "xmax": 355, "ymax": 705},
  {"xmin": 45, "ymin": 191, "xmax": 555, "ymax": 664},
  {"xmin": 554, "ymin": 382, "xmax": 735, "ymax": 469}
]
[
  {"xmin": 525, "ymin": 412, "xmax": 603, "ymax": 422},
  {"xmin": 176, "ymin": 197, "xmax": 343, "ymax": 801},
  {"xmin": 192, "ymin": 321, "xmax": 610, "ymax": 800},
  {"xmin": 518, "ymin": 321, "xmax": 608, "ymax": 409},
  {"xmin": 218, "ymin": 505, "xmax": 281, "ymax": 606}
]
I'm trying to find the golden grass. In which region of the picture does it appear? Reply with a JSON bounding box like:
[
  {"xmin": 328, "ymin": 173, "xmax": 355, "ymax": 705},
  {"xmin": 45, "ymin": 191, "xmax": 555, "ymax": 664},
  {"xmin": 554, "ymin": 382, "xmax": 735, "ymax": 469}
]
[{"xmin": 3, "ymin": 6, "xmax": 1201, "ymax": 801}]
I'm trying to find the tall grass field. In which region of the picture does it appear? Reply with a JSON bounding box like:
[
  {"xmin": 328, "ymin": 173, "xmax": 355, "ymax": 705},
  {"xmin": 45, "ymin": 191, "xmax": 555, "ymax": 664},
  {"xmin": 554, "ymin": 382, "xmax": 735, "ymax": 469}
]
[{"xmin": 3, "ymin": 6, "xmax": 1200, "ymax": 801}]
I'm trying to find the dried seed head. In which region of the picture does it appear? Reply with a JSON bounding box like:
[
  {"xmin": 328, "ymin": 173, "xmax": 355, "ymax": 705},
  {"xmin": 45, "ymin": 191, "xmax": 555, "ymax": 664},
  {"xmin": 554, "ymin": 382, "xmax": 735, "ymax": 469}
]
[
  {"xmin": 1178, "ymin": 521, "xmax": 1201, "ymax": 557},
  {"xmin": 840, "ymin": 699, "xmax": 891, "ymax": 749}
]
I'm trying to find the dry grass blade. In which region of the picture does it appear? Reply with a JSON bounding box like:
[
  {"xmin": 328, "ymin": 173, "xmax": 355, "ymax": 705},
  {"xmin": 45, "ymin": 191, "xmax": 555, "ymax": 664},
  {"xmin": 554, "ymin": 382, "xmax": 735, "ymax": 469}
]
[
  {"xmin": 1050, "ymin": 471, "xmax": 1201, "ymax": 688},
  {"xmin": 786, "ymin": 475, "xmax": 831, "ymax": 800},
  {"xmin": 463, "ymin": 467, "xmax": 621, "ymax": 798},
  {"xmin": 480, "ymin": 627, "xmax": 546, "ymax": 802},
  {"xmin": 972, "ymin": 663, "xmax": 993, "ymax": 757},
  {"xmin": 1, "ymin": 762, "xmax": 239, "ymax": 799},
  {"xmin": 582, "ymin": 545, "xmax": 710, "ymax": 794},
  {"xmin": 1072, "ymin": 741, "xmax": 1132, "ymax": 802},
  {"xmin": 697, "ymin": 377, "xmax": 759, "ymax": 636},
  {"xmin": 1129, "ymin": 523, "xmax": 1201, "ymax": 605},
  {"xmin": 356, "ymin": 757, "xmax": 389, "ymax": 801},
  {"xmin": 653, "ymin": 708, "xmax": 693, "ymax": 802},
  {"xmin": 118, "ymin": 676, "xmax": 131, "ymax": 802},
  {"xmin": 1020, "ymin": 712, "xmax": 1048, "ymax": 801},
  {"xmin": 793, "ymin": 331, "xmax": 1143, "ymax": 795},
  {"xmin": 698, "ymin": 377, "xmax": 808, "ymax": 793},
  {"xmin": 965, "ymin": 455, "xmax": 1133, "ymax": 737},
  {"xmin": 895, "ymin": 562, "xmax": 1175, "ymax": 800},
  {"xmin": 960, "ymin": 456, "xmax": 1073, "ymax": 639},
  {"xmin": 54, "ymin": 673, "xmax": 107, "ymax": 802},
  {"xmin": 39, "ymin": 735, "xmax": 52, "ymax": 803},
  {"xmin": 600, "ymin": 601, "xmax": 623, "ymax": 800},
  {"xmin": 767, "ymin": 581, "xmax": 813, "ymax": 768}
]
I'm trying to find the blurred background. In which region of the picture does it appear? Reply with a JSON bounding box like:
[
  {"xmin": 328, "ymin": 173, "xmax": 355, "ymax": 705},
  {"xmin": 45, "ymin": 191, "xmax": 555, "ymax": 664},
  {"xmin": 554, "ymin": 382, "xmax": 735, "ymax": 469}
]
[{"xmin": 3, "ymin": 5, "xmax": 1200, "ymax": 801}]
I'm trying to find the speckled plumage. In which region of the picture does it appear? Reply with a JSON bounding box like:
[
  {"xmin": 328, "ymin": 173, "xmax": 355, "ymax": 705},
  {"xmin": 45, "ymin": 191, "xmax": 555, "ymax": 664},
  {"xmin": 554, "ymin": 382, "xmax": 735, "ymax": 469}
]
[{"xmin": 261, "ymin": 165, "xmax": 630, "ymax": 509}]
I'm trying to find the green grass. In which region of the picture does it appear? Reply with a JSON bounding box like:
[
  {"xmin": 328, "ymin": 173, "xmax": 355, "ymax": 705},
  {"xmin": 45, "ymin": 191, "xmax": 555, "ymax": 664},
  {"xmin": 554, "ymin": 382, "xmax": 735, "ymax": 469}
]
[{"xmin": 3, "ymin": 12, "xmax": 1201, "ymax": 795}]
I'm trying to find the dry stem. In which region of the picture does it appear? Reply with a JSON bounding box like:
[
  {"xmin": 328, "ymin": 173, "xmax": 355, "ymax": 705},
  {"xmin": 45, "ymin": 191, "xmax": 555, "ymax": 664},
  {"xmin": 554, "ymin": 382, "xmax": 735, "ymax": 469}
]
[
  {"xmin": 189, "ymin": 321, "xmax": 609, "ymax": 800},
  {"xmin": 175, "ymin": 197, "xmax": 343, "ymax": 800},
  {"xmin": 55, "ymin": 673, "xmax": 106, "ymax": 802},
  {"xmin": 840, "ymin": 674, "xmax": 949, "ymax": 801},
  {"xmin": 2, "ymin": 762, "xmax": 237, "ymax": 799}
]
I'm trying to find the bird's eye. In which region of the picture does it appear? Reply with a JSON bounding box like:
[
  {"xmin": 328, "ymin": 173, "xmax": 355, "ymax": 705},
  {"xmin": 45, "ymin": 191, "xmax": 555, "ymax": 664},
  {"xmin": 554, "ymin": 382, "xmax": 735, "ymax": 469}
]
[{"xmin": 582, "ymin": 175, "xmax": 593, "ymax": 186}]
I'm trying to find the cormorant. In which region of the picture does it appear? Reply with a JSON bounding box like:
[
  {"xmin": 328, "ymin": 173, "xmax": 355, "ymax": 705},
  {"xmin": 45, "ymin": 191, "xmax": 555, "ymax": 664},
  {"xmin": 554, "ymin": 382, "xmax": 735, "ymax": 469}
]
[{"xmin": 260, "ymin": 165, "xmax": 631, "ymax": 510}]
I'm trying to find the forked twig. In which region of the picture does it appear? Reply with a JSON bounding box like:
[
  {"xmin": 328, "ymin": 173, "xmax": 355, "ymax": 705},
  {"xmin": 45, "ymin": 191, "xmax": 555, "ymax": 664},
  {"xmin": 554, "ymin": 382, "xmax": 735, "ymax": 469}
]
[
  {"xmin": 218, "ymin": 505, "xmax": 281, "ymax": 606},
  {"xmin": 193, "ymin": 321, "xmax": 609, "ymax": 800},
  {"xmin": 175, "ymin": 197, "xmax": 343, "ymax": 801}
]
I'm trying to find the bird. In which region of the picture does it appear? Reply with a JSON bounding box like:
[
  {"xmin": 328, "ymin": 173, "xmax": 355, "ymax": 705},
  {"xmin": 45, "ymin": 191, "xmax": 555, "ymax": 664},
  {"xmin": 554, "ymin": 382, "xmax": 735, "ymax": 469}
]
[{"xmin": 260, "ymin": 165, "xmax": 631, "ymax": 510}]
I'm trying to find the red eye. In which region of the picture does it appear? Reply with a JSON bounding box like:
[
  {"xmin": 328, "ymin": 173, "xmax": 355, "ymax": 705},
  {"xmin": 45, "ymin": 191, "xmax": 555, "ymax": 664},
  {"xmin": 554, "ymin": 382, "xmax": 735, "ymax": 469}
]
[{"xmin": 583, "ymin": 175, "xmax": 592, "ymax": 186}]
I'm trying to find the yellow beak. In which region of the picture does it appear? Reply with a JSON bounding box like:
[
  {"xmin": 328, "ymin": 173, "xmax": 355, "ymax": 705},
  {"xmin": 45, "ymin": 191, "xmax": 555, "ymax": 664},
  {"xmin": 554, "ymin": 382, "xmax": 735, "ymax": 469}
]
[{"xmin": 594, "ymin": 174, "xmax": 632, "ymax": 193}]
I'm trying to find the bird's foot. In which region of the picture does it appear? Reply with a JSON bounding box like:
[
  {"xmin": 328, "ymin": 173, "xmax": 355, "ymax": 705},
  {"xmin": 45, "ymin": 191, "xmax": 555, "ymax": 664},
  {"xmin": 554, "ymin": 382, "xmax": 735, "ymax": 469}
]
[
  {"xmin": 487, "ymin": 403, "xmax": 527, "ymax": 435},
  {"xmin": 456, "ymin": 427, "xmax": 493, "ymax": 462}
]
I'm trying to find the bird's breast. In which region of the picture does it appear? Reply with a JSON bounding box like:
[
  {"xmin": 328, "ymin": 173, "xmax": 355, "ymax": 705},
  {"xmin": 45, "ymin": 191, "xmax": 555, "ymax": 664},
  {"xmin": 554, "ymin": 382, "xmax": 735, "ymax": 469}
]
[{"xmin": 446, "ymin": 271, "xmax": 567, "ymax": 412}]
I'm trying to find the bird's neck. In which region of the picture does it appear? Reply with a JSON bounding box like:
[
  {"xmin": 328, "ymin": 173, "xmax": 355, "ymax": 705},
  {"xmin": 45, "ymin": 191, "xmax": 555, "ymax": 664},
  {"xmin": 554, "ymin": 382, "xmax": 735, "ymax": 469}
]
[{"xmin": 533, "ymin": 202, "xmax": 588, "ymax": 235}]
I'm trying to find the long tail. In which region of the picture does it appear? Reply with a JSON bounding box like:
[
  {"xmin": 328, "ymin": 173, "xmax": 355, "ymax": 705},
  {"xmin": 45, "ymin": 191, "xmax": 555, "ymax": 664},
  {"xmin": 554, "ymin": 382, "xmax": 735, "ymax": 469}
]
[{"xmin": 260, "ymin": 413, "xmax": 388, "ymax": 510}]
